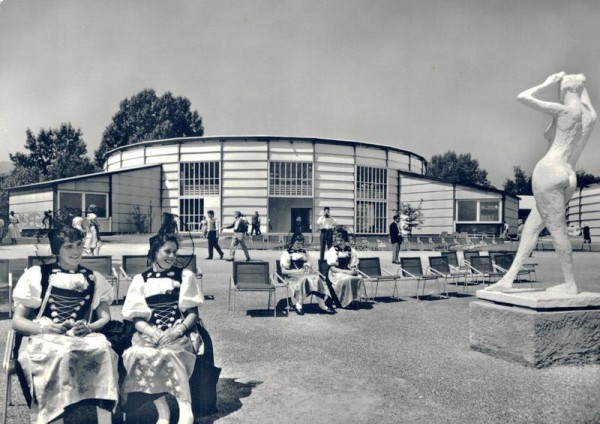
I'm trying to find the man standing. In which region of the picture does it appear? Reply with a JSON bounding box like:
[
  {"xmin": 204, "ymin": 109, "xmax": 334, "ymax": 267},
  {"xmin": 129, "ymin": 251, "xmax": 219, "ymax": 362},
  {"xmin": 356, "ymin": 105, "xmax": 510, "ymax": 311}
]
[
  {"xmin": 389, "ymin": 214, "xmax": 403, "ymax": 264},
  {"xmin": 204, "ymin": 210, "xmax": 224, "ymax": 260},
  {"xmin": 582, "ymin": 223, "xmax": 591, "ymax": 245},
  {"xmin": 317, "ymin": 207, "xmax": 337, "ymax": 260},
  {"xmin": 0, "ymin": 216, "xmax": 4, "ymax": 244},
  {"xmin": 223, "ymin": 211, "xmax": 251, "ymax": 261},
  {"xmin": 250, "ymin": 211, "xmax": 261, "ymax": 236}
]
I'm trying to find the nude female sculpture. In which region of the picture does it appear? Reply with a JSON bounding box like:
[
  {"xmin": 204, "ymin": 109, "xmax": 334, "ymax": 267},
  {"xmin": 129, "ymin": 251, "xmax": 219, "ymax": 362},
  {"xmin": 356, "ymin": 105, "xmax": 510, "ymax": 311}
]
[{"xmin": 486, "ymin": 72, "xmax": 596, "ymax": 294}]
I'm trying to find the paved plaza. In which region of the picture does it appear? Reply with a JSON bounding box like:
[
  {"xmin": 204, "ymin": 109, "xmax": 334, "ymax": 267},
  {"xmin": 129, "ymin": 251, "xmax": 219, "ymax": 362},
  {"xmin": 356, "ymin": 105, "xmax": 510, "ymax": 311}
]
[{"xmin": 1, "ymin": 237, "xmax": 599, "ymax": 423}]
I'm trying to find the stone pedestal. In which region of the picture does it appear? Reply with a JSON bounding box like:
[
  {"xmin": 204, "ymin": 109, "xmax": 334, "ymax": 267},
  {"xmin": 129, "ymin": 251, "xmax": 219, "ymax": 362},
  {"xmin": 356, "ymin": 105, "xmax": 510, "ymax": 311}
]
[{"xmin": 470, "ymin": 290, "xmax": 600, "ymax": 368}]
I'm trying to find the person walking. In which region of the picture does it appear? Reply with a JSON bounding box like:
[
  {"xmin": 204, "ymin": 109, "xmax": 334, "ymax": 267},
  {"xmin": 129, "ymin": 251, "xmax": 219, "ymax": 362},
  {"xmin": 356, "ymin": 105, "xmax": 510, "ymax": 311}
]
[
  {"xmin": 0, "ymin": 216, "xmax": 4, "ymax": 244},
  {"xmin": 250, "ymin": 211, "xmax": 261, "ymax": 236},
  {"xmin": 582, "ymin": 223, "xmax": 591, "ymax": 245},
  {"xmin": 223, "ymin": 211, "xmax": 251, "ymax": 261},
  {"xmin": 204, "ymin": 210, "xmax": 224, "ymax": 259},
  {"xmin": 389, "ymin": 214, "xmax": 403, "ymax": 264},
  {"xmin": 317, "ymin": 207, "xmax": 337, "ymax": 260}
]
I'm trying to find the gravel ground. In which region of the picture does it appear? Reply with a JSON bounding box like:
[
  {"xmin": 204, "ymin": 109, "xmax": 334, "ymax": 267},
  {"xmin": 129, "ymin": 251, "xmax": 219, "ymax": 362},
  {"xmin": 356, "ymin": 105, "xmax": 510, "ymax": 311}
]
[{"xmin": 1, "ymin": 240, "xmax": 599, "ymax": 423}]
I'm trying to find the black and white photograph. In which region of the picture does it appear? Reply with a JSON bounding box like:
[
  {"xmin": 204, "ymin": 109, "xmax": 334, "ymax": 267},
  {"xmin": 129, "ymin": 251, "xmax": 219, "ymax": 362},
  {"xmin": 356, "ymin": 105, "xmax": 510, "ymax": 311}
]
[{"xmin": 1, "ymin": 1, "xmax": 599, "ymax": 423}]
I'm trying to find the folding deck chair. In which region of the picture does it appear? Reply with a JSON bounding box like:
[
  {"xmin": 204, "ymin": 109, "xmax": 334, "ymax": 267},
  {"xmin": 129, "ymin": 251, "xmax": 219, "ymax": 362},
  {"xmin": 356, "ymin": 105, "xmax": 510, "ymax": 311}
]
[
  {"xmin": 427, "ymin": 256, "xmax": 470, "ymax": 293},
  {"xmin": 228, "ymin": 261, "xmax": 276, "ymax": 317},
  {"xmin": 464, "ymin": 256, "xmax": 505, "ymax": 286},
  {"xmin": 398, "ymin": 257, "xmax": 442, "ymax": 299},
  {"xmin": 357, "ymin": 257, "xmax": 398, "ymax": 300}
]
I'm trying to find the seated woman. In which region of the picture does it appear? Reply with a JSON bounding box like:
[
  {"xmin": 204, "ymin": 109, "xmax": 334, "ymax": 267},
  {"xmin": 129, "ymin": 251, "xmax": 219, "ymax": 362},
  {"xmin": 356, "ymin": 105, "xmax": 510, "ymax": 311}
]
[
  {"xmin": 325, "ymin": 227, "xmax": 366, "ymax": 309},
  {"xmin": 121, "ymin": 232, "xmax": 204, "ymax": 424},
  {"xmin": 280, "ymin": 233, "xmax": 335, "ymax": 315},
  {"xmin": 11, "ymin": 221, "xmax": 118, "ymax": 424}
]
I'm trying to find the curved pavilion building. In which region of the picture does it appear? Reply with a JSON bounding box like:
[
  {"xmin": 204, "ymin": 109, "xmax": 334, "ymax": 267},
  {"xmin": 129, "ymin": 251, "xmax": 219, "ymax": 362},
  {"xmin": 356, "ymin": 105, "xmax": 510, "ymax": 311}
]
[{"xmin": 9, "ymin": 136, "xmax": 518, "ymax": 236}]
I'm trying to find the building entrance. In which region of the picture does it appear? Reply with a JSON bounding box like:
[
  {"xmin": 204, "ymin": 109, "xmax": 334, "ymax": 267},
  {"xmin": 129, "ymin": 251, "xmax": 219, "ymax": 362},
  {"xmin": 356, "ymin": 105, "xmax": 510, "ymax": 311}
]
[{"xmin": 291, "ymin": 208, "xmax": 312, "ymax": 233}]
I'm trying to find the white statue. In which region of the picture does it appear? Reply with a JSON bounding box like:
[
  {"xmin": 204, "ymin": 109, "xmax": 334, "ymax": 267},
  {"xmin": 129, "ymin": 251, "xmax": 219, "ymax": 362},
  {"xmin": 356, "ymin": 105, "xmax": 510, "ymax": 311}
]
[{"xmin": 486, "ymin": 72, "xmax": 596, "ymax": 294}]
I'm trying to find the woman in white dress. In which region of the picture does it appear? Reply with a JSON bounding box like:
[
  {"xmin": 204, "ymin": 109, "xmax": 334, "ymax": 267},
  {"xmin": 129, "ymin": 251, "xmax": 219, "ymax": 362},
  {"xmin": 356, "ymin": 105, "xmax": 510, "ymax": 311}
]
[
  {"xmin": 325, "ymin": 227, "xmax": 366, "ymax": 308},
  {"xmin": 8, "ymin": 210, "xmax": 20, "ymax": 244},
  {"xmin": 11, "ymin": 222, "xmax": 118, "ymax": 424},
  {"xmin": 280, "ymin": 233, "xmax": 335, "ymax": 315},
  {"xmin": 121, "ymin": 233, "xmax": 204, "ymax": 424},
  {"xmin": 83, "ymin": 204, "xmax": 101, "ymax": 256}
]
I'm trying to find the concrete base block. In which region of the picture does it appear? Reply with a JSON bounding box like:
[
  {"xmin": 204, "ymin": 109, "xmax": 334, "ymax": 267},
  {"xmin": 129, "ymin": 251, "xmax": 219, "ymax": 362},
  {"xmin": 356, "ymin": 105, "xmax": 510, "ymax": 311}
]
[{"xmin": 470, "ymin": 301, "xmax": 600, "ymax": 368}]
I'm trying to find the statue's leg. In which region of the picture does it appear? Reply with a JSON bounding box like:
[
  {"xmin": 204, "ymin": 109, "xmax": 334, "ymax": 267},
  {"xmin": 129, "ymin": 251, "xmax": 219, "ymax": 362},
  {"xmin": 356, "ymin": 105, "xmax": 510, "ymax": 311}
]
[
  {"xmin": 535, "ymin": 187, "xmax": 578, "ymax": 294},
  {"xmin": 485, "ymin": 208, "xmax": 544, "ymax": 291}
]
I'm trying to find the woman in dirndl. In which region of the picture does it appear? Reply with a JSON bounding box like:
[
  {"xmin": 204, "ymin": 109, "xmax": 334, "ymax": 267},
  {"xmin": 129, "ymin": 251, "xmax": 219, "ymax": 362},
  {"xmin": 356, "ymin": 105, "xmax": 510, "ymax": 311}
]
[
  {"xmin": 11, "ymin": 222, "xmax": 118, "ymax": 424},
  {"xmin": 325, "ymin": 227, "xmax": 366, "ymax": 308},
  {"xmin": 121, "ymin": 232, "xmax": 204, "ymax": 424},
  {"xmin": 280, "ymin": 233, "xmax": 335, "ymax": 315}
]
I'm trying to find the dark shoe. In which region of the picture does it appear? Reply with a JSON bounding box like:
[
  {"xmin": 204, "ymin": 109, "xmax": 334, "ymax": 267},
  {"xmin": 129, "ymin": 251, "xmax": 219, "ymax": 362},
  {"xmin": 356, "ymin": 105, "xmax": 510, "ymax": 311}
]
[
  {"xmin": 321, "ymin": 307, "xmax": 336, "ymax": 314},
  {"xmin": 205, "ymin": 257, "xmax": 213, "ymax": 260},
  {"xmin": 246, "ymin": 258, "xmax": 252, "ymax": 262},
  {"xmin": 220, "ymin": 254, "xmax": 224, "ymax": 259},
  {"xmin": 225, "ymin": 257, "xmax": 234, "ymax": 262},
  {"xmin": 295, "ymin": 308, "xmax": 304, "ymax": 316}
]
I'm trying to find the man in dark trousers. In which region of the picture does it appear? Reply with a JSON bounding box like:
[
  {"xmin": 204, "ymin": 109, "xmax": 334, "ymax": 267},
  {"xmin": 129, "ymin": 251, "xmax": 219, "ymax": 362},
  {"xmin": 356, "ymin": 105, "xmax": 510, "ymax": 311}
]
[
  {"xmin": 582, "ymin": 223, "xmax": 591, "ymax": 245},
  {"xmin": 317, "ymin": 207, "xmax": 337, "ymax": 260},
  {"xmin": 250, "ymin": 211, "xmax": 261, "ymax": 236},
  {"xmin": 389, "ymin": 214, "xmax": 403, "ymax": 264},
  {"xmin": 204, "ymin": 210, "xmax": 224, "ymax": 259}
]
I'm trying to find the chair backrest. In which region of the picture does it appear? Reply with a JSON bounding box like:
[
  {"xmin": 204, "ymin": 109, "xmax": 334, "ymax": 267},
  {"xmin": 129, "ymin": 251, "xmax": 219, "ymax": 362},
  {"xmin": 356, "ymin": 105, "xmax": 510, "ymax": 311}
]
[
  {"xmin": 122, "ymin": 255, "xmax": 151, "ymax": 276},
  {"xmin": 275, "ymin": 260, "xmax": 284, "ymax": 278},
  {"xmin": 80, "ymin": 256, "xmax": 113, "ymax": 276},
  {"xmin": 464, "ymin": 251, "xmax": 480, "ymax": 263},
  {"xmin": 357, "ymin": 257, "xmax": 382, "ymax": 277},
  {"xmin": 440, "ymin": 251, "xmax": 459, "ymax": 267},
  {"xmin": 176, "ymin": 254, "xmax": 197, "ymax": 273},
  {"xmin": 318, "ymin": 259, "xmax": 330, "ymax": 277},
  {"xmin": 0, "ymin": 259, "xmax": 9, "ymax": 282},
  {"xmin": 27, "ymin": 255, "xmax": 56, "ymax": 268},
  {"xmin": 493, "ymin": 254, "xmax": 514, "ymax": 270},
  {"xmin": 400, "ymin": 257, "xmax": 424, "ymax": 277},
  {"xmin": 470, "ymin": 256, "xmax": 494, "ymax": 273},
  {"xmin": 428, "ymin": 256, "xmax": 450, "ymax": 274},
  {"xmin": 232, "ymin": 261, "xmax": 270, "ymax": 288}
]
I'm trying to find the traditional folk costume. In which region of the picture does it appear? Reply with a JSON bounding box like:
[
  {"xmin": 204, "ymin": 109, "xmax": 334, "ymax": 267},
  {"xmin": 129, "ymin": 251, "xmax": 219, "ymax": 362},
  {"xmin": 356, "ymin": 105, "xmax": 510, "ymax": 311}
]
[
  {"xmin": 280, "ymin": 247, "xmax": 329, "ymax": 305},
  {"xmin": 13, "ymin": 264, "xmax": 118, "ymax": 424},
  {"xmin": 121, "ymin": 266, "xmax": 204, "ymax": 404},
  {"xmin": 325, "ymin": 245, "xmax": 366, "ymax": 308}
]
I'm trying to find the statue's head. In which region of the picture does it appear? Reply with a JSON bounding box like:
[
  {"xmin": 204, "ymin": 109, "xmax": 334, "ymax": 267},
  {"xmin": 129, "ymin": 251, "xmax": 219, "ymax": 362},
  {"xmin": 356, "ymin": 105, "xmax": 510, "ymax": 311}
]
[{"xmin": 560, "ymin": 74, "xmax": 586, "ymax": 100}]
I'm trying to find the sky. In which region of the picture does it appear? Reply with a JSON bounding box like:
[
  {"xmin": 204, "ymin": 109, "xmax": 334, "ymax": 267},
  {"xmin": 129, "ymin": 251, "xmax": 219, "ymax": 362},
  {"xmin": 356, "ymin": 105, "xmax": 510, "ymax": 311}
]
[{"xmin": 1, "ymin": 0, "xmax": 600, "ymax": 187}]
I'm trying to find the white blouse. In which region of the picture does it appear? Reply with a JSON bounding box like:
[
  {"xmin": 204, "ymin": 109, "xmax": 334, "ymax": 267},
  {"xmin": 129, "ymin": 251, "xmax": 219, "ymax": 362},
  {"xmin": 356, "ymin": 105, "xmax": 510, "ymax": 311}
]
[
  {"xmin": 325, "ymin": 246, "xmax": 359, "ymax": 269},
  {"xmin": 13, "ymin": 265, "xmax": 113, "ymax": 311},
  {"xmin": 122, "ymin": 268, "xmax": 204, "ymax": 321}
]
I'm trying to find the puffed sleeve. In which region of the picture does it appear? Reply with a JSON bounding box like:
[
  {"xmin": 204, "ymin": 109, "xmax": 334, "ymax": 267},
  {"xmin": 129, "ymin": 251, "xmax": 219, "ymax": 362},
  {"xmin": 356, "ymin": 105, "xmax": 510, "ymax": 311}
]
[
  {"xmin": 350, "ymin": 248, "xmax": 359, "ymax": 268},
  {"xmin": 326, "ymin": 247, "xmax": 338, "ymax": 266},
  {"xmin": 12, "ymin": 266, "xmax": 43, "ymax": 309},
  {"xmin": 91, "ymin": 271, "xmax": 114, "ymax": 309},
  {"xmin": 280, "ymin": 250, "xmax": 291, "ymax": 270},
  {"xmin": 122, "ymin": 274, "xmax": 152, "ymax": 320},
  {"xmin": 179, "ymin": 269, "xmax": 204, "ymax": 311}
]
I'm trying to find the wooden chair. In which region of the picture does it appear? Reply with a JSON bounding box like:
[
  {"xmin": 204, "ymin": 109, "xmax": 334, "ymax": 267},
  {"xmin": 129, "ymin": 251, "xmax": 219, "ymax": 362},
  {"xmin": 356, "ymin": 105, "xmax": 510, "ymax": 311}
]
[
  {"xmin": 398, "ymin": 257, "xmax": 441, "ymax": 299},
  {"xmin": 228, "ymin": 261, "xmax": 276, "ymax": 317},
  {"xmin": 357, "ymin": 257, "xmax": 397, "ymax": 300}
]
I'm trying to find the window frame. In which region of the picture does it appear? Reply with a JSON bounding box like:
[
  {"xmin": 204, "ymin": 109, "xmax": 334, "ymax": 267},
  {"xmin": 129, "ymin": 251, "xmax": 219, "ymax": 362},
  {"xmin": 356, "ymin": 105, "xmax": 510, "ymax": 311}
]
[
  {"xmin": 58, "ymin": 191, "xmax": 109, "ymax": 218},
  {"xmin": 455, "ymin": 199, "xmax": 502, "ymax": 223},
  {"xmin": 268, "ymin": 161, "xmax": 313, "ymax": 197}
]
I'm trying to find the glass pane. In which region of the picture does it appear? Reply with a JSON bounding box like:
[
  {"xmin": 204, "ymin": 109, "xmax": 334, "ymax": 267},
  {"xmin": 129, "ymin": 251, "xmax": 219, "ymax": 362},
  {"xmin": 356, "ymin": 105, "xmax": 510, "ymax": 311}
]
[
  {"xmin": 85, "ymin": 194, "xmax": 107, "ymax": 218},
  {"xmin": 480, "ymin": 201, "xmax": 500, "ymax": 222},
  {"xmin": 59, "ymin": 192, "xmax": 83, "ymax": 213},
  {"xmin": 457, "ymin": 201, "xmax": 477, "ymax": 222}
]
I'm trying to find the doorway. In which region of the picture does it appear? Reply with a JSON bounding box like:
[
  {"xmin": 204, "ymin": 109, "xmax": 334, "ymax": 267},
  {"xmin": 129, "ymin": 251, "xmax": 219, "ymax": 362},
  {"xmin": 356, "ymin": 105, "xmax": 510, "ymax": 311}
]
[{"xmin": 291, "ymin": 208, "xmax": 312, "ymax": 233}]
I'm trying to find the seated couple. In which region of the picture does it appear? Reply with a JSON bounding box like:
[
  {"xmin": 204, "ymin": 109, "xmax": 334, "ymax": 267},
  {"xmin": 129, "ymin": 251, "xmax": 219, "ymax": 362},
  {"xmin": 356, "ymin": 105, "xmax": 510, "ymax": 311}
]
[{"xmin": 280, "ymin": 228, "xmax": 365, "ymax": 315}]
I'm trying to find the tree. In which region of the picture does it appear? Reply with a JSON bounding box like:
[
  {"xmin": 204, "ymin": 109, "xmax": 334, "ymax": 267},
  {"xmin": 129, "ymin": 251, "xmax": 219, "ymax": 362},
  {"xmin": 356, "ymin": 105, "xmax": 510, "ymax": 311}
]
[
  {"xmin": 576, "ymin": 169, "xmax": 600, "ymax": 188},
  {"xmin": 400, "ymin": 200, "xmax": 424, "ymax": 235},
  {"xmin": 427, "ymin": 151, "xmax": 492, "ymax": 187},
  {"xmin": 9, "ymin": 123, "xmax": 98, "ymax": 181},
  {"xmin": 95, "ymin": 89, "xmax": 204, "ymax": 166},
  {"xmin": 503, "ymin": 166, "xmax": 533, "ymax": 195}
]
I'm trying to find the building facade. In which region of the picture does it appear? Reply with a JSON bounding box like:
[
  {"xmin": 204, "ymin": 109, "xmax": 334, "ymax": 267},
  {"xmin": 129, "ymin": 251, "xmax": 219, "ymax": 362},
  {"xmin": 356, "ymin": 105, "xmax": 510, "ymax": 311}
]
[{"xmin": 9, "ymin": 136, "xmax": 517, "ymax": 236}]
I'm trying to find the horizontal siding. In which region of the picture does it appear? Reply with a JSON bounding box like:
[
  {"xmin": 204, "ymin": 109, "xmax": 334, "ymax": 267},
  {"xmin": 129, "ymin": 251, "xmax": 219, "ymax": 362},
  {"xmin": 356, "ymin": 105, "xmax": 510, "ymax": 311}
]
[
  {"xmin": 356, "ymin": 157, "xmax": 387, "ymax": 167},
  {"xmin": 222, "ymin": 161, "xmax": 268, "ymax": 171},
  {"xmin": 455, "ymin": 187, "xmax": 502, "ymax": 200},
  {"xmin": 146, "ymin": 154, "xmax": 178, "ymax": 165},
  {"xmin": 222, "ymin": 141, "xmax": 268, "ymax": 151},
  {"xmin": 179, "ymin": 142, "xmax": 221, "ymax": 154},
  {"xmin": 121, "ymin": 157, "xmax": 145, "ymax": 168},
  {"xmin": 146, "ymin": 145, "xmax": 179, "ymax": 156},
  {"xmin": 122, "ymin": 148, "xmax": 145, "ymax": 160},
  {"xmin": 180, "ymin": 152, "xmax": 221, "ymax": 162},
  {"xmin": 58, "ymin": 176, "xmax": 109, "ymax": 193}
]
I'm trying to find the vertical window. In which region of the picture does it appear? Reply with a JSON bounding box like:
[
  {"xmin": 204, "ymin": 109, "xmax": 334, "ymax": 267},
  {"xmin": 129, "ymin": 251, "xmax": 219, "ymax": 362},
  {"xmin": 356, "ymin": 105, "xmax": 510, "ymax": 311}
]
[
  {"xmin": 356, "ymin": 166, "xmax": 387, "ymax": 234},
  {"xmin": 456, "ymin": 200, "xmax": 501, "ymax": 222},
  {"xmin": 269, "ymin": 162, "xmax": 313, "ymax": 197},
  {"xmin": 179, "ymin": 162, "xmax": 220, "ymax": 196},
  {"xmin": 59, "ymin": 191, "xmax": 108, "ymax": 218},
  {"xmin": 179, "ymin": 198, "xmax": 204, "ymax": 231}
]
